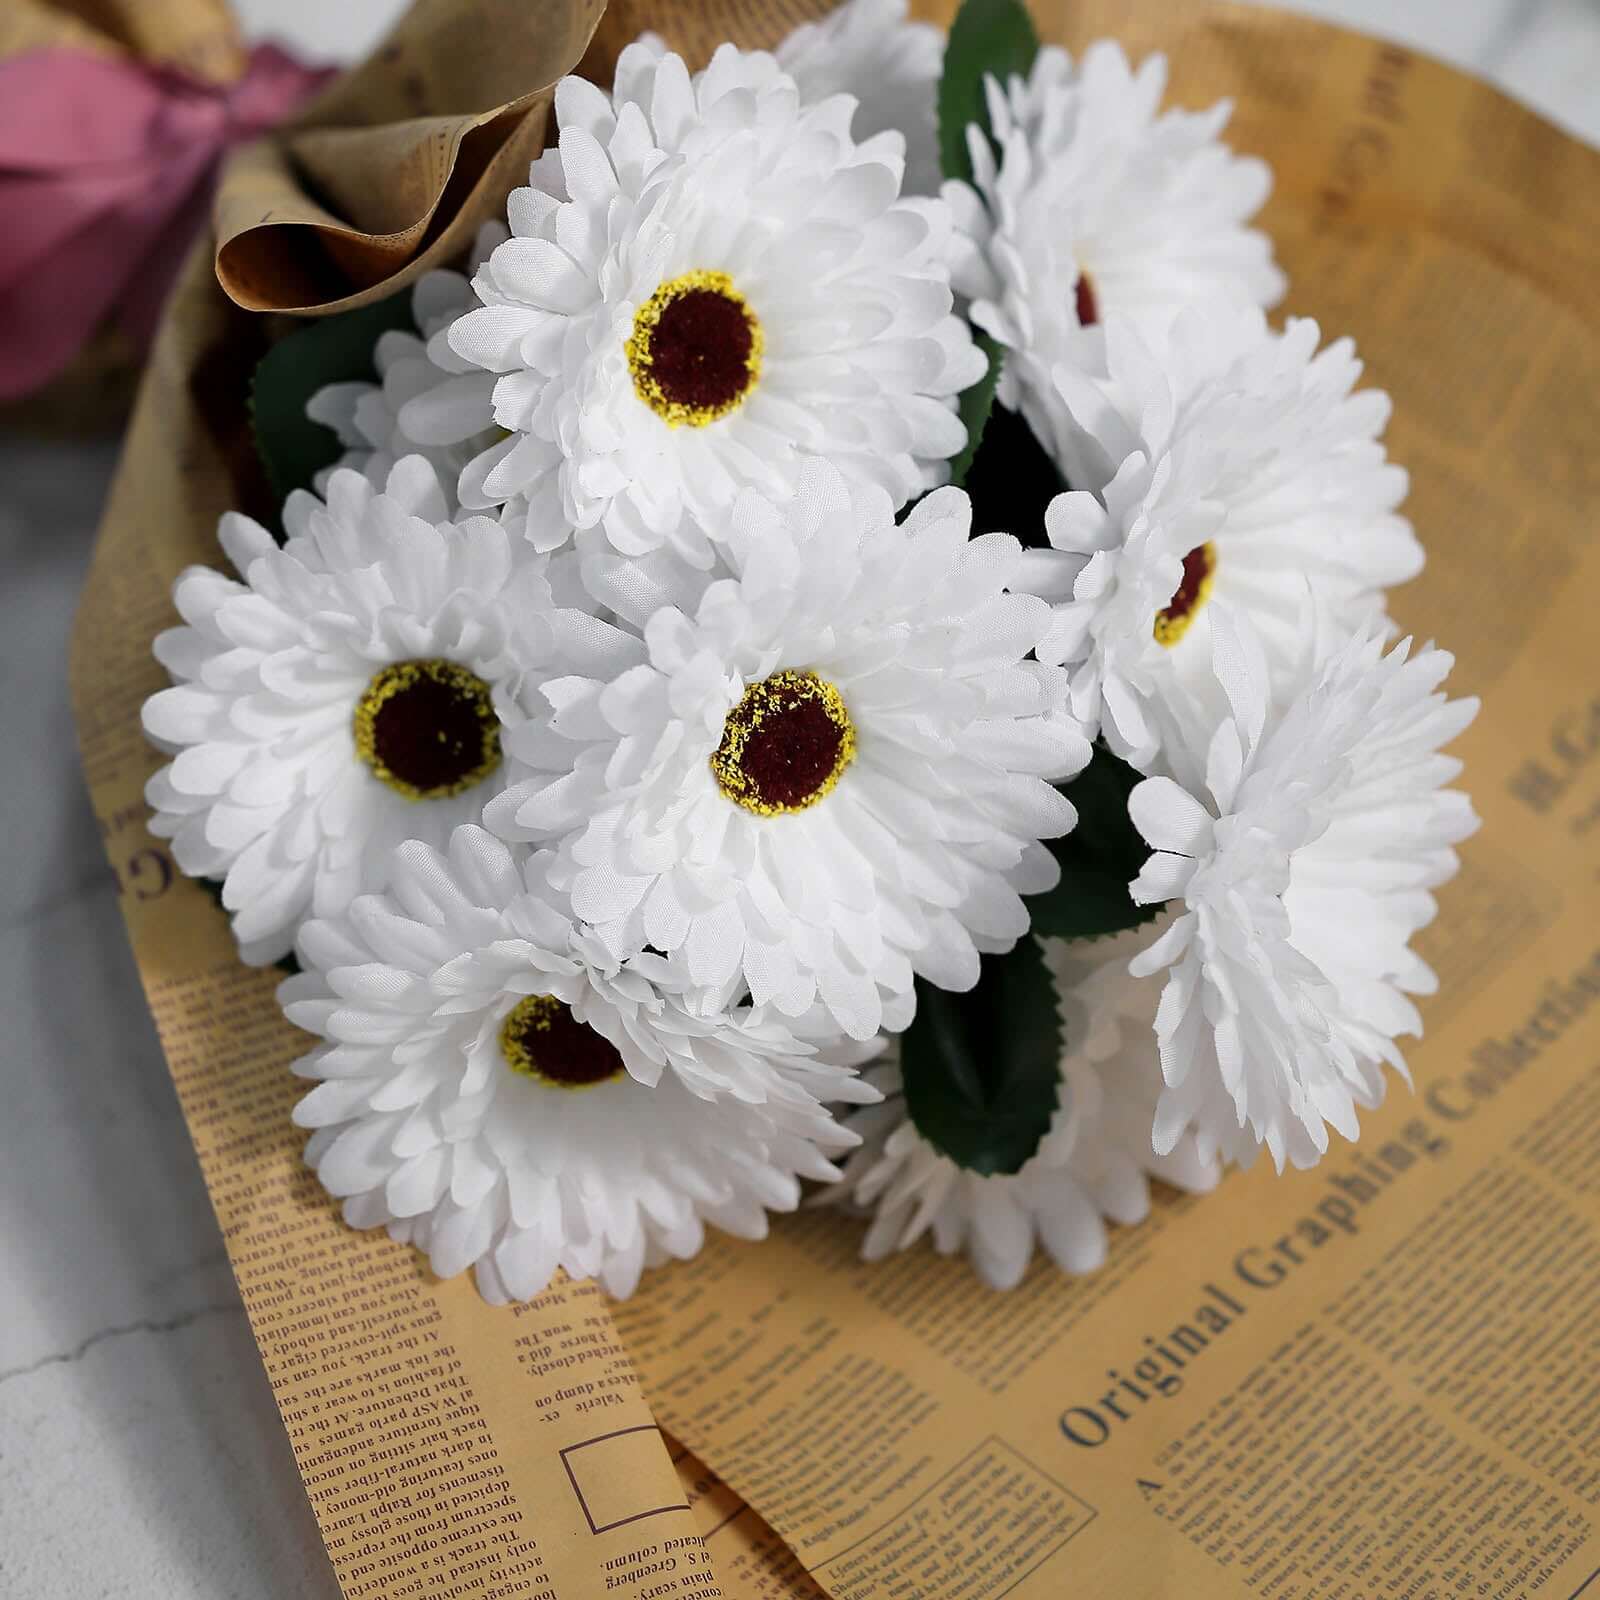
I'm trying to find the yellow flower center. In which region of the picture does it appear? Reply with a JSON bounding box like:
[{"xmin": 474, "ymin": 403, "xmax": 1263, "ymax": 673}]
[
  {"xmin": 499, "ymin": 995, "xmax": 627, "ymax": 1090},
  {"xmin": 353, "ymin": 658, "xmax": 501, "ymax": 800},
  {"xmin": 1153, "ymin": 543, "xmax": 1217, "ymax": 648},
  {"xmin": 626, "ymin": 269, "xmax": 763, "ymax": 427},
  {"xmin": 710, "ymin": 669, "xmax": 856, "ymax": 816}
]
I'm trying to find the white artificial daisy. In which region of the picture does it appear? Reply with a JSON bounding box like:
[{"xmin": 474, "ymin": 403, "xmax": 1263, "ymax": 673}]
[
  {"xmin": 775, "ymin": 0, "xmax": 945, "ymax": 197},
  {"xmin": 1127, "ymin": 612, "xmax": 1479, "ymax": 1171},
  {"xmin": 282, "ymin": 826, "xmax": 875, "ymax": 1301},
  {"xmin": 946, "ymin": 39, "xmax": 1284, "ymax": 459},
  {"xmin": 1017, "ymin": 308, "xmax": 1423, "ymax": 768},
  {"xmin": 141, "ymin": 458, "xmax": 552, "ymax": 965},
  {"xmin": 445, "ymin": 40, "xmax": 983, "ymax": 560},
  {"xmin": 306, "ymin": 223, "xmax": 508, "ymax": 511},
  {"xmin": 484, "ymin": 460, "xmax": 1089, "ymax": 1042},
  {"xmin": 836, "ymin": 937, "xmax": 1220, "ymax": 1288}
]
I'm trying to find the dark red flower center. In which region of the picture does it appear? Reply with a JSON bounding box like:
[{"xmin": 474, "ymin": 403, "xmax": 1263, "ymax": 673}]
[
  {"xmin": 1074, "ymin": 271, "xmax": 1099, "ymax": 327},
  {"xmin": 1153, "ymin": 543, "xmax": 1218, "ymax": 647},
  {"xmin": 353, "ymin": 659, "xmax": 501, "ymax": 800},
  {"xmin": 711, "ymin": 669, "xmax": 857, "ymax": 816},
  {"xmin": 500, "ymin": 996, "xmax": 627, "ymax": 1089},
  {"xmin": 627, "ymin": 270, "xmax": 763, "ymax": 426}
]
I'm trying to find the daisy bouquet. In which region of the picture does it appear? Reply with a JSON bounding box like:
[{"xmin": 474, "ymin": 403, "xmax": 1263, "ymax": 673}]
[{"xmin": 140, "ymin": 0, "xmax": 1478, "ymax": 1299}]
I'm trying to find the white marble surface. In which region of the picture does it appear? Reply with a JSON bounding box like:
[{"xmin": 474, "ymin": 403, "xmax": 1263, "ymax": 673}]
[{"xmin": 1, "ymin": 3, "xmax": 1594, "ymax": 1596}]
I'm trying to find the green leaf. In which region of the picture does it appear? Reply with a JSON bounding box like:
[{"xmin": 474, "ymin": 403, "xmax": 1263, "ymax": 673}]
[
  {"xmin": 900, "ymin": 939, "xmax": 1062, "ymax": 1176},
  {"xmin": 249, "ymin": 291, "xmax": 416, "ymax": 511},
  {"xmin": 938, "ymin": 0, "xmax": 1039, "ymax": 187},
  {"xmin": 948, "ymin": 333, "xmax": 1003, "ymax": 489},
  {"xmin": 962, "ymin": 399, "xmax": 1066, "ymax": 544},
  {"xmin": 1029, "ymin": 744, "xmax": 1164, "ymax": 940}
]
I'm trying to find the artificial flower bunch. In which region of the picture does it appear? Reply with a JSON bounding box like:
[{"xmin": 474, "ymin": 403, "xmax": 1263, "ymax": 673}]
[{"xmin": 142, "ymin": 0, "xmax": 1478, "ymax": 1297}]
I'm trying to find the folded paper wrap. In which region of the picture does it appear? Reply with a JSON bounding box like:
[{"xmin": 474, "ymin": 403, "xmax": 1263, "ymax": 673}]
[{"xmin": 212, "ymin": 0, "xmax": 608, "ymax": 313}]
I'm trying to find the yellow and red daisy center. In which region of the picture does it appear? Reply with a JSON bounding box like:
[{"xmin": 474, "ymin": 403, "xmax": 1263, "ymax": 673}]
[
  {"xmin": 499, "ymin": 995, "xmax": 627, "ymax": 1090},
  {"xmin": 353, "ymin": 658, "xmax": 501, "ymax": 801},
  {"xmin": 626, "ymin": 269, "xmax": 763, "ymax": 427},
  {"xmin": 1153, "ymin": 542, "xmax": 1218, "ymax": 648},
  {"xmin": 711, "ymin": 669, "xmax": 856, "ymax": 816}
]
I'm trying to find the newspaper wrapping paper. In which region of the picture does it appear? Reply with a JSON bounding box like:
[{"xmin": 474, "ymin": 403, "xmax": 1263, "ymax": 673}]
[{"xmin": 67, "ymin": 0, "xmax": 1600, "ymax": 1596}]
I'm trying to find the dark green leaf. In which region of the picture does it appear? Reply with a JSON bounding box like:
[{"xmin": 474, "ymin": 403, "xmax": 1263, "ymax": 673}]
[
  {"xmin": 962, "ymin": 399, "xmax": 1066, "ymax": 544},
  {"xmin": 948, "ymin": 333, "xmax": 1003, "ymax": 489},
  {"xmin": 938, "ymin": 0, "xmax": 1039, "ymax": 186},
  {"xmin": 250, "ymin": 291, "xmax": 416, "ymax": 513},
  {"xmin": 900, "ymin": 939, "xmax": 1062, "ymax": 1176},
  {"xmin": 1029, "ymin": 744, "xmax": 1163, "ymax": 940}
]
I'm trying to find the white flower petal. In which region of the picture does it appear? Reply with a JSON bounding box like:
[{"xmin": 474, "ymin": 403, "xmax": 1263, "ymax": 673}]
[
  {"xmin": 283, "ymin": 824, "xmax": 875, "ymax": 1303},
  {"xmin": 826, "ymin": 945, "xmax": 1214, "ymax": 1286}
]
